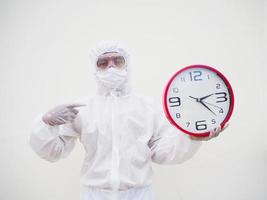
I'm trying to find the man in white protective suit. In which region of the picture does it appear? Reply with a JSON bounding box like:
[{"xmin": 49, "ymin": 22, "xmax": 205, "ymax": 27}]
[{"xmin": 29, "ymin": 41, "xmax": 226, "ymax": 200}]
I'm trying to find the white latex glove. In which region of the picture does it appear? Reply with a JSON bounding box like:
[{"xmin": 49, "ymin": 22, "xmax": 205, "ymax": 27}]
[
  {"xmin": 42, "ymin": 103, "xmax": 86, "ymax": 126},
  {"xmin": 190, "ymin": 123, "xmax": 229, "ymax": 141}
]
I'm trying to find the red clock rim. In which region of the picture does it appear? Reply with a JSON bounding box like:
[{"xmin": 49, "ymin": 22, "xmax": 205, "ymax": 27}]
[{"xmin": 163, "ymin": 64, "xmax": 235, "ymax": 137}]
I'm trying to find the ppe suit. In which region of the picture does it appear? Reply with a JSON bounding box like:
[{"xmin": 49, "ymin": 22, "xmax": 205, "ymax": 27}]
[{"xmin": 29, "ymin": 41, "xmax": 202, "ymax": 200}]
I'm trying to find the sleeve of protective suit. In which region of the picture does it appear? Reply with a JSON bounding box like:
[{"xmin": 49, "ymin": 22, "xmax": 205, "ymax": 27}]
[
  {"xmin": 148, "ymin": 105, "xmax": 202, "ymax": 165},
  {"xmin": 29, "ymin": 113, "xmax": 81, "ymax": 162}
]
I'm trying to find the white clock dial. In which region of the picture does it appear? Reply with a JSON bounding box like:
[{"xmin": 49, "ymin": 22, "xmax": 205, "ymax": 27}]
[{"xmin": 164, "ymin": 65, "xmax": 234, "ymax": 137}]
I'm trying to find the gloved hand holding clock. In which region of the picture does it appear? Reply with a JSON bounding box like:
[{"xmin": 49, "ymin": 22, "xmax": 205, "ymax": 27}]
[
  {"xmin": 190, "ymin": 123, "xmax": 229, "ymax": 141},
  {"xmin": 163, "ymin": 65, "xmax": 234, "ymax": 141}
]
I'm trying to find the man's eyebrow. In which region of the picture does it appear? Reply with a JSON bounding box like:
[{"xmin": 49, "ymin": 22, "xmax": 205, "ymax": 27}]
[{"xmin": 103, "ymin": 51, "xmax": 118, "ymax": 54}]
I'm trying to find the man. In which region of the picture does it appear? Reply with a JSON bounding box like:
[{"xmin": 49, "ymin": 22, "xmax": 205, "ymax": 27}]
[{"xmin": 30, "ymin": 41, "xmax": 225, "ymax": 200}]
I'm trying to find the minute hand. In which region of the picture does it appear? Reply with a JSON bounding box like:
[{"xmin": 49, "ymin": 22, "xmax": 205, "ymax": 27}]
[{"xmin": 199, "ymin": 101, "xmax": 217, "ymax": 116}]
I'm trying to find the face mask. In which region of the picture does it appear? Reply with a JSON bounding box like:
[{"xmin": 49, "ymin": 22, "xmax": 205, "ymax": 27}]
[{"xmin": 95, "ymin": 67, "xmax": 127, "ymax": 89}]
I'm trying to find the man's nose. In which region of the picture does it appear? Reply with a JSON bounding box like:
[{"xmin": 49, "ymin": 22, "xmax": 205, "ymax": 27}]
[{"xmin": 107, "ymin": 60, "xmax": 116, "ymax": 68}]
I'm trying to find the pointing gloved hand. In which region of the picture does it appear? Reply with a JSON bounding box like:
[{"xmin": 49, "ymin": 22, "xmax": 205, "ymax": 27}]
[
  {"xmin": 42, "ymin": 104, "xmax": 86, "ymax": 126},
  {"xmin": 190, "ymin": 123, "xmax": 229, "ymax": 141}
]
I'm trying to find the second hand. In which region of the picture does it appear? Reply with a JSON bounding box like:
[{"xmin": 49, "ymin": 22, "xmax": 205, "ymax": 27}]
[{"xmin": 202, "ymin": 100, "xmax": 223, "ymax": 109}]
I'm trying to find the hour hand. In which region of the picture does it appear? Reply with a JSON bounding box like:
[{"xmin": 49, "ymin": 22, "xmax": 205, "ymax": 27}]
[{"xmin": 199, "ymin": 93, "xmax": 214, "ymax": 101}]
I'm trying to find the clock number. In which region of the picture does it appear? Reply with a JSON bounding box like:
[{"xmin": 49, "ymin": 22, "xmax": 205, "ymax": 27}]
[
  {"xmin": 211, "ymin": 119, "xmax": 216, "ymax": 124},
  {"xmin": 216, "ymin": 84, "xmax": 221, "ymax": 89},
  {"xmin": 219, "ymin": 108, "xmax": 224, "ymax": 113},
  {"xmin": 181, "ymin": 77, "xmax": 186, "ymax": 82},
  {"xmin": 176, "ymin": 113, "xmax": 181, "ymax": 118},
  {"xmin": 195, "ymin": 120, "xmax": 207, "ymax": 130},
  {"xmin": 215, "ymin": 92, "xmax": 228, "ymax": 103},
  {"xmin": 172, "ymin": 88, "xmax": 179, "ymax": 93},
  {"xmin": 186, "ymin": 122, "xmax": 190, "ymax": 127},
  {"xmin": 189, "ymin": 71, "xmax": 202, "ymax": 81},
  {"xmin": 169, "ymin": 97, "xmax": 181, "ymax": 107}
]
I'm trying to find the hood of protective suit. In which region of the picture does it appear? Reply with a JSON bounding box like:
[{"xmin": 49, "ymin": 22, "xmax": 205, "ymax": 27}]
[{"xmin": 90, "ymin": 41, "xmax": 131, "ymax": 97}]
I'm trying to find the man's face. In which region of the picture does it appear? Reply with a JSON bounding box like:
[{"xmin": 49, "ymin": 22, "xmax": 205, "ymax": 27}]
[{"xmin": 96, "ymin": 52, "xmax": 126, "ymax": 71}]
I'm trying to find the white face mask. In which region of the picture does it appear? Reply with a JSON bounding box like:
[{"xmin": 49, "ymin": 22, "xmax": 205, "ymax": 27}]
[{"xmin": 95, "ymin": 67, "xmax": 127, "ymax": 89}]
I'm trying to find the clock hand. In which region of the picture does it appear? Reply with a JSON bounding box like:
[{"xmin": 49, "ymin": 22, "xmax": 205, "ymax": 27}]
[
  {"xmin": 189, "ymin": 94, "xmax": 214, "ymax": 102},
  {"xmin": 189, "ymin": 96, "xmax": 200, "ymax": 102},
  {"xmin": 202, "ymin": 100, "xmax": 223, "ymax": 109},
  {"xmin": 199, "ymin": 93, "xmax": 214, "ymax": 101},
  {"xmin": 199, "ymin": 101, "xmax": 217, "ymax": 116},
  {"xmin": 189, "ymin": 95, "xmax": 217, "ymax": 115}
]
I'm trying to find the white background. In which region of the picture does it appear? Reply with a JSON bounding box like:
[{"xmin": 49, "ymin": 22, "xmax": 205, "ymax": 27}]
[{"xmin": 0, "ymin": 0, "xmax": 266, "ymax": 199}]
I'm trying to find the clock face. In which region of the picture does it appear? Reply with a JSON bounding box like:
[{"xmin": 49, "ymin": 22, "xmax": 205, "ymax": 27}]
[{"xmin": 163, "ymin": 65, "xmax": 234, "ymax": 137}]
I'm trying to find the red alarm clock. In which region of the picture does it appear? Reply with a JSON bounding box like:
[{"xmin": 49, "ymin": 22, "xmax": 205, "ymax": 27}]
[{"xmin": 163, "ymin": 65, "xmax": 234, "ymax": 137}]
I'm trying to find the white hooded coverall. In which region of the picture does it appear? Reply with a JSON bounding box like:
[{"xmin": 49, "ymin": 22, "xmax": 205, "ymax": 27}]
[{"xmin": 29, "ymin": 41, "xmax": 202, "ymax": 200}]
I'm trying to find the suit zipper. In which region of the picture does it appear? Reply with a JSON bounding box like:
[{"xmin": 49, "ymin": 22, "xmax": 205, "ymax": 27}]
[{"xmin": 110, "ymin": 95, "xmax": 120, "ymax": 190}]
